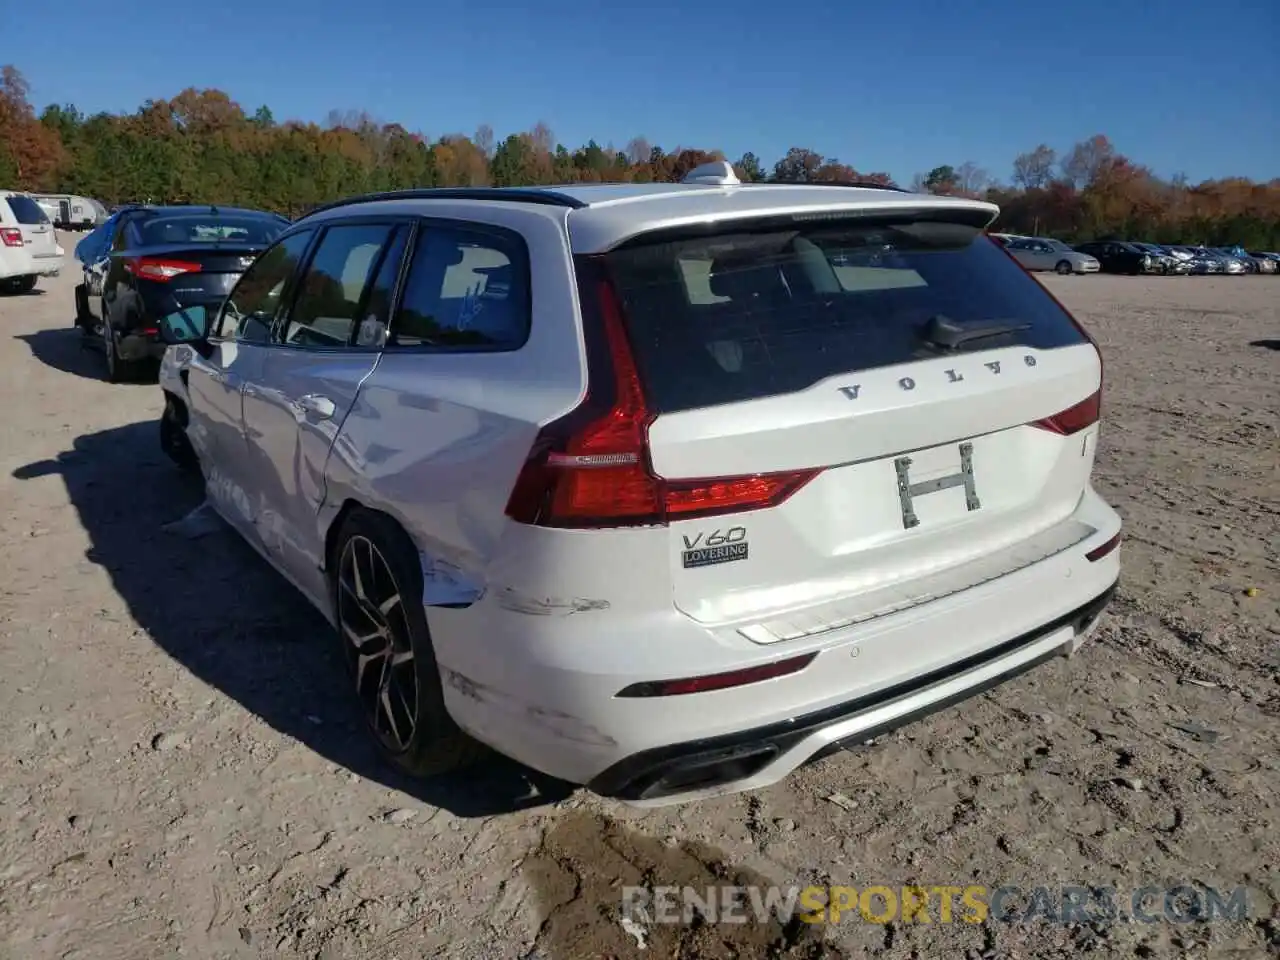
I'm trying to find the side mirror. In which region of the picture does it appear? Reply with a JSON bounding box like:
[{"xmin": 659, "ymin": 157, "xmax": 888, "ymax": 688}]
[{"xmin": 157, "ymin": 305, "xmax": 212, "ymax": 346}]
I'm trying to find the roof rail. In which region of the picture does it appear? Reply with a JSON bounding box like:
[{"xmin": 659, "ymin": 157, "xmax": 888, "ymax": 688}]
[
  {"xmin": 301, "ymin": 187, "xmax": 588, "ymax": 218},
  {"xmin": 760, "ymin": 180, "xmax": 909, "ymax": 193}
]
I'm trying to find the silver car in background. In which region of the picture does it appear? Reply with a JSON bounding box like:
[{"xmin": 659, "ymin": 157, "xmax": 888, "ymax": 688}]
[
  {"xmin": 1132, "ymin": 243, "xmax": 1190, "ymax": 275},
  {"xmin": 1006, "ymin": 236, "xmax": 1100, "ymax": 275},
  {"xmin": 1169, "ymin": 246, "xmax": 1225, "ymax": 274}
]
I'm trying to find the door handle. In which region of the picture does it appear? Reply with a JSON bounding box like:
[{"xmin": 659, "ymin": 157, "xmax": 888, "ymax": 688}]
[{"xmin": 296, "ymin": 394, "xmax": 336, "ymax": 419}]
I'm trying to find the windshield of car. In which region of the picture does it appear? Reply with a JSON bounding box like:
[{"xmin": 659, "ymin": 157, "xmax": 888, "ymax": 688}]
[
  {"xmin": 138, "ymin": 214, "xmax": 283, "ymax": 247},
  {"xmin": 1044, "ymin": 239, "xmax": 1072, "ymax": 252},
  {"xmin": 603, "ymin": 217, "xmax": 1089, "ymax": 413}
]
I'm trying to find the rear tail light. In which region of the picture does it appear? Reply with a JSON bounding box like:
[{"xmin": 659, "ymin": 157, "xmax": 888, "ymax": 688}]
[
  {"xmin": 503, "ymin": 258, "xmax": 820, "ymax": 529},
  {"xmin": 1032, "ymin": 390, "xmax": 1101, "ymax": 435},
  {"xmin": 126, "ymin": 257, "xmax": 202, "ymax": 281},
  {"xmin": 1, "ymin": 228, "xmax": 23, "ymax": 248}
]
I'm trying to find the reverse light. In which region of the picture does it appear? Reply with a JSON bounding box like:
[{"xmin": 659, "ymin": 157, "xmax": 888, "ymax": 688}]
[
  {"xmin": 126, "ymin": 257, "xmax": 202, "ymax": 281},
  {"xmin": 615, "ymin": 652, "xmax": 818, "ymax": 697},
  {"xmin": 503, "ymin": 261, "xmax": 820, "ymax": 528},
  {"xmin": 1, "ymin": 228, "xmax": 24, "ymax": 248}
]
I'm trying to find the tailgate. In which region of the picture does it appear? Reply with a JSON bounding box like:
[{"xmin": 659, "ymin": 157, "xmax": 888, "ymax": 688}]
[
  {"xmin": 603, "ymin": 213, "xmax": 1102, "ymax": 629},
  {"xmin": 4, "ymin": 194, "xmax": 58, "ymax": 258}
]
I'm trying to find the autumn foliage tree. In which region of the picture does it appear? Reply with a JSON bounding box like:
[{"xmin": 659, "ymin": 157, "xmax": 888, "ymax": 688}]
[
  {"xmin": 0, "ymin": 66, "xmax": 65, "ymax": 189},
  {"xmin": 2, "ymin": 66, "xmax": 1276, "ymax": 246}
]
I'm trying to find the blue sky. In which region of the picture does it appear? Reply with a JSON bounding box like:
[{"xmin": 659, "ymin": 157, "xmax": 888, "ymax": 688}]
[{"xmin": 8, "ymin": 0, "xmax": 1278, "ymax": 185}]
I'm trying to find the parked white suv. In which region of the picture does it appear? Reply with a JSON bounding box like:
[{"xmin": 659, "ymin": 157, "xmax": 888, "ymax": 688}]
[
  {"xmin": 156, "ymin": 162, "xmax": 1121, "ymax": 805},
  {"xmin": 0, "ymin": 189, "xmax": 64, "ymax": 293}
]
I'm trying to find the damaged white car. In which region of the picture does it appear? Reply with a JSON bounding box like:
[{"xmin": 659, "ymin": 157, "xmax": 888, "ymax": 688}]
[{"xmin": 156, "ymin": 163, "xmax": 1121, "ymax": 806}]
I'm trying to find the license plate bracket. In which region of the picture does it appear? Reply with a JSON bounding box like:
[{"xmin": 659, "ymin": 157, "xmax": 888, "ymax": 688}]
[{"xmin": 893, "ymin": 442, "xmax": 981, "ymax": 529}]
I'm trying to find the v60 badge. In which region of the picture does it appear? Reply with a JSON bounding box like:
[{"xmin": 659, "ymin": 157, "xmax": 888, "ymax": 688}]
[{"xmin": 681, "ymin": 526, "xmax": 749, "ymax": 569}]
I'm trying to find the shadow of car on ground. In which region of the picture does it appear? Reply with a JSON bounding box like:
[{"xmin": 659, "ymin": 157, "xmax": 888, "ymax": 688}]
[
  {"xmin": 12, "ymin": 420, "xmax": 574, "ymax": 817},
  {"xmin": 15, "ymin": 327, "xmax": 126, "ymax": 382}
]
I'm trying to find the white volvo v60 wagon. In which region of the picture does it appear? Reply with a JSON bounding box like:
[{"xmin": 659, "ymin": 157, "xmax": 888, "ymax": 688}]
[{"xmin": 156, "ymin": 161, "xmax": 1121, "ymax": 806}]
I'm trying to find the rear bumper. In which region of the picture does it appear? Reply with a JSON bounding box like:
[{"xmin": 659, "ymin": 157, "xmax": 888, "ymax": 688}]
[
  {"xmin": 0, "ymin": 252, "xmax": 63, "ymax": 279},
  {"xmin": 590, "ymin": 579, "xmax": 1116, "ymax": 802},
  {"xmin": 429, "ymin": 487, "xmax": 1123, "ymax": 804}
]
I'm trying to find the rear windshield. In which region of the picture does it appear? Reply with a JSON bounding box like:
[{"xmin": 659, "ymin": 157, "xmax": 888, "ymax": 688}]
[
  {"xmin": 5, "ymin": 195, "xmax": 50, "ymax": 225},
  {"xmin": 604, "ymin": 217, "xmax": 1089, "ymax": 413},
  {"xmin": 138, "ymin": 215, "xmax": 283, "ymax": 247}
]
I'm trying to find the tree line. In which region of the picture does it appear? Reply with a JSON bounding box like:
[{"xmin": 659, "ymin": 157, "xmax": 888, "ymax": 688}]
[{"xmin": 2, "ymin": 65, "xmax": 1277, "ymax": 247}]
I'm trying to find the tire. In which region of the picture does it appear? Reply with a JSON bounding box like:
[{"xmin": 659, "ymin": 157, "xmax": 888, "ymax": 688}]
[
  {"xmin": 74, "ymin": 284, "xmax": 92, "ymax": 327},
  {"xmin": 160, "ymin": 397, "xmax": 199, "ymax": 472},
  {"xmin": 1055, "ymin": 260, "xmax": 1073, "ymax": 276},
  {"xmin": 2, "ymin": 275, "xmax": 37, "ymax": 295},
  {"xmin": 103, "ymin": 323, "xmax": 144, "ymax": 383},
  {"xmin": 330, "ymin": 509, "xmax": 487, "ymax": 777}
]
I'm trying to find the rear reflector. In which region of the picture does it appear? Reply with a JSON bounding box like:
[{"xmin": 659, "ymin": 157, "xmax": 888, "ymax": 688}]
[
  {"xmin": 1032, "ymin": 390, "xmax": 1100, "ymax": 435},
  {"xmin": 0, "ymin": 228, "xmax": 23, "ymax": 248},
  {"xmin": 1086, "ymin": 531, "xmax": 1121, "ymax": 562},
  {"xmin": 616, "ymin": 652, "xmax": 818, "ymax": 698},
  {"xmin": 126, "ymin": 257, "xmax": 202, "ymax": 281}
]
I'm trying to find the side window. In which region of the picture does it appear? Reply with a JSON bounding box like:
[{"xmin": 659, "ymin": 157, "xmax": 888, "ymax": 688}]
[
  {"xmin": 388, "ymin": 224, "xmax": 530, "ymax": 350},
  {"xmin": 214, "ymin": 230, "xmax": 314, "ymax": 343},
  {"xmin": 280, "ymin": 223, "xmax": 398, "ymax": 348}
]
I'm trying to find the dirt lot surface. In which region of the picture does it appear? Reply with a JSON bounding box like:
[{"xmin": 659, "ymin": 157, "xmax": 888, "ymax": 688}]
[{"xmin": 1, "ymin": 237, "xmax": 1277, "ymax": 960}]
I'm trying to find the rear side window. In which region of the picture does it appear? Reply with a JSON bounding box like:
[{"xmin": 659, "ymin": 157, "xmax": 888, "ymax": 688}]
[
  {"xmin": 388, "ymin": 224, "xmax": 530, "ymax": 350},
  {"xmin": 603, "ymin": 218, "xmax": 1089, "ymax": 413},
  {"xmin": 5, "ymin": 195, "xmax": 49, "ymax": 225}
]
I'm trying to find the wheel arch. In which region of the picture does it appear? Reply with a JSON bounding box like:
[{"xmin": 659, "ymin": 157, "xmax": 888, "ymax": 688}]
[
  {"xmin": 323, "ymin": 498, "xmax": 365, "ymax": 576},
  {"xmin": 321, "ymin": 498, "xmax": 484, "ymax": 608},
  {"xmin": 162, "ymin": 388, "xmax": 189, "ymax": 424}
]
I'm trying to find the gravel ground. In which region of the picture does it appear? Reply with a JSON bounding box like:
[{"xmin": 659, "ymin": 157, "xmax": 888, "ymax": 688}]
[{"xmin": 1, "ymin": 238, "xmax": 1277, "ymax": 960}]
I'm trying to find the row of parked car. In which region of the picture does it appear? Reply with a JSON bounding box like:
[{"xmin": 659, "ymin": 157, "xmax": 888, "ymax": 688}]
[{"xmin": 992, "ymin": 233, "xmax": 1280, "ymax": 276}]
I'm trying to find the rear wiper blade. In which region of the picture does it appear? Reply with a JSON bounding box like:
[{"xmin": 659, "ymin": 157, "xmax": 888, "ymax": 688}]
[{"xmin": 918, "ymin": 314, "xmax": 1031, "ymax": 351}]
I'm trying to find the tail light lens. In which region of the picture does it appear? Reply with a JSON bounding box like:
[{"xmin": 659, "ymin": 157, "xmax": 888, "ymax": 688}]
[
  {"xmin": 503, "ymin": 258, "xmax": 820, "ymax": 529},
  {"xmin": 1, "ymin": 228, "xmax": 24, "ymax": 248},
  {"xmin": 126, "ymin": 257, "xmax": 202, "ymax": 281},
  {"xmin": 1032, "ymin": 390, "xmax": 1101, "ymax": 435}
]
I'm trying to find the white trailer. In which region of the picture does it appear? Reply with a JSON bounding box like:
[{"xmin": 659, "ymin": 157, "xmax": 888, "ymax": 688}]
[{"xmin": 31, "ymin": 194, "xmax": 106, "ymax": 231}]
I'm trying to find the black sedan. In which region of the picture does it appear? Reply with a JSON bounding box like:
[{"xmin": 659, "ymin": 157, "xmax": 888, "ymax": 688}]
[
  {"xmin": 73, "ymin": 204, "xmax": 289, "ymax": 381},
  {"xmin": 1072, "ymin": 240, "xmax": 1157, "ymax": 275}
]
